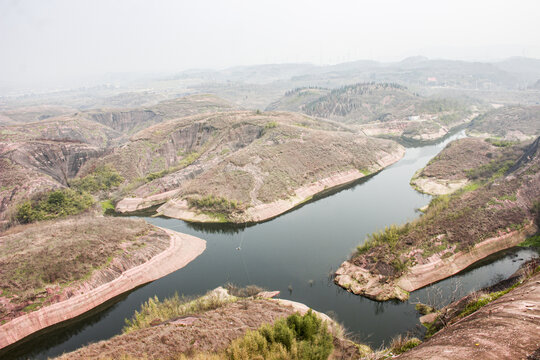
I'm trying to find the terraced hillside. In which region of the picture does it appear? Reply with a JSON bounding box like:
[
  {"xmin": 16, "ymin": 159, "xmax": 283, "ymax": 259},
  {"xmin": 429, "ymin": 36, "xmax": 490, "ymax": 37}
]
[
  {"xmin": 468, "ymin": 105, "xmax": 540, "ymax": 140},
  {"xmin": 335, "ymin": 137, "xmax": 540, "ymax": 301},
  {"xmin": 96, "ymin": 110, "xmax": 404, "ymax": 223},
  {"xmin": 268, "ymin": 83, "xmax": 480, "ymax": 142}
]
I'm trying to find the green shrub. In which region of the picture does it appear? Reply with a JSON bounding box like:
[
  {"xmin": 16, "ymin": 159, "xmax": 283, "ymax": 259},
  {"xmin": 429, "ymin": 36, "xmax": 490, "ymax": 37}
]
[
  {"xmin": 70, "ymin": 165, "xmax": 124, "ymax": 193},
  {"xmin": 15, "ymin": 188, "xmax": 94, "ymax": 224},
  {"xmin": 227, "ymin": 309, "xmax": 333, "ymax": 360},
  {"xmin": 187, "ymin": 195, "xmax": 240, "ymax": 213}
]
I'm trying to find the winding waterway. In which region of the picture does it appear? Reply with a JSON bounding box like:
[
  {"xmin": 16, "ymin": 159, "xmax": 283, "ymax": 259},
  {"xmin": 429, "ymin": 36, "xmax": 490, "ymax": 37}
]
[{"xmin": 4, "ymin": 131, "xmax": 538, "ymax": 359}]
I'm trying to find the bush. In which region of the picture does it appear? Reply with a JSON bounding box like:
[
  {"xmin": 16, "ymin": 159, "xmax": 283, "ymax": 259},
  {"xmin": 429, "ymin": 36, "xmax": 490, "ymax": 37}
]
[
  {"xmin": 70, "ymin": 165, "xmax": 124, "ymax": 193},
  {"xmin": 15, "ymin": 188, "xmax": 94, "ymax": 224},
  {"xmin": 390, "ymin": 335, "xmax": 421, "ymax": 355},
  {"xmin": 227, "ymin": 309, "xmax": 333, "ymax": 360},
  {"xmin": 188, "ymin": 195, "xmax": 240, "ymax": 213}
]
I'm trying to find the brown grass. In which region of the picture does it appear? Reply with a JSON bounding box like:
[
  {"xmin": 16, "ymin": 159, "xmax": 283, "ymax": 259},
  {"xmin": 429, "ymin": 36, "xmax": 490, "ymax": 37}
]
[{"xmin": 0, "ymin": 215, "xmax": 169, "ymax": 323}]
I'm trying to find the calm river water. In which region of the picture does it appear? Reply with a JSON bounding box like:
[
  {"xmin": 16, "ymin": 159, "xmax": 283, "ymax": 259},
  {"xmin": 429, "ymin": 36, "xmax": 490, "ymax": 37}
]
[{"xmin": 4, "ymin": 131, "xmax": 538, "ymax": 359}]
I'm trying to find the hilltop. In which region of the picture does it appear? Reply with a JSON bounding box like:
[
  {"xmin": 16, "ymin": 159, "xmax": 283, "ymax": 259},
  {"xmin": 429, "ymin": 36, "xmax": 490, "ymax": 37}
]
[
  {"xmin": 98, "ymin": 110, "xmax": 405, "ymax": 223},
  {"xmin": 335, "ymin": 137, "xmax": 540, "ymax": 300}
]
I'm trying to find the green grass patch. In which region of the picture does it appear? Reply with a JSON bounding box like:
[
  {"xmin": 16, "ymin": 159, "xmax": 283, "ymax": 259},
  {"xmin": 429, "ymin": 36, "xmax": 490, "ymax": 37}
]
[
  {"xmin": 227, "ymin": 309, "xmax": 333, "ymax": 360},
  {"xmin": 356, "ymin": 224, "xmax": 410, "ymax": 255},
  {"xmin": 458, "ymin": 285, "xmax": 517, "ymax": 318},
  {"xmin": 100, "ymin": 199, "xmax": 115, "ymax": 214},
  {"xmin": 187, "ymin": 195, "xmax": 240, "ymax": 214},
  {"xmin": 519, "ymin": 234, "xmax": 540, "ymax": 248},
  {"xmin": 485, "ymin": 138, "xmax": 516, "ymax": 147}
]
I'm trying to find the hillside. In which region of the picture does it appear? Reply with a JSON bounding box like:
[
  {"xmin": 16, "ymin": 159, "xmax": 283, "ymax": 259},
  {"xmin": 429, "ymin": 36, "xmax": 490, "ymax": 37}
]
[
  {"xmin": 468, "ymin": 105, "xmax": 540, "ymax": 140},
  {"xmin": 0, "ymin": 117, "xmax": 121, "ymax": 226},
  {"xmin": 410, "ymin": 137, "xmax": 528, "ymax": 195},
  {"xmin": 268, "ymin": 83, "xmax": 480, "ymax": 143},
  {"xmin": 335, "ymin": 137, "xmax": 540, "ymax": 301},
  {"xmin": 0, "ymin": 94, "xmax": 240, "ymax": 227},
  {"xmin": 265, "ymin": 87, "xmax": 330, "ymax": 112},
  {"xmin": 0, "ymin": 215, "xmax": 206, "ymax": 349},
  {"xmin": 93, "ymin": 110, "xmax": 405, "ymax": 223}
]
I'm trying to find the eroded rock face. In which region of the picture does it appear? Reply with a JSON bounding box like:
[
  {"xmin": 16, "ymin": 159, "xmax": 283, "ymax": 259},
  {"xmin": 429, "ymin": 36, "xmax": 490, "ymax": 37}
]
[
  {"xmin": 3, "ymin": 141, "xmax": 107, "ymax": 185},
  {"xmin": 89, "ymin": 110, "xmax": 161, "ymax": 134},
  {"xmin": 397, "ymin": 271, "xmax": 540, "ymax": 360}
]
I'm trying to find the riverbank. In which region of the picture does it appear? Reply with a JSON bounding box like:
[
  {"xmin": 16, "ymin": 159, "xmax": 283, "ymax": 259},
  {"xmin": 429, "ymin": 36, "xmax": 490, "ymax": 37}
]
[
  {"xmin": 336, "ymin": 136, "xmax": 540, "ymax": 301},
  {"xmin": 0, "ymin": 220, "xmax": 206, "ymax": 349},
  {"xmin": 147, "ymin": 148, "xmax": 405, "ymax": 224},
  {"xmin": 335, "ymin": 222, "xmax": 537, "ymax": 301}
]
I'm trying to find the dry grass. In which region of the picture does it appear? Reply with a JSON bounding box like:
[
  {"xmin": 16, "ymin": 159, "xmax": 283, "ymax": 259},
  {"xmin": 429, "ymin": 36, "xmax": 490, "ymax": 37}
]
[{"xmin": 0, "ymin": 215, "xmax": 169, "ymax": 323}]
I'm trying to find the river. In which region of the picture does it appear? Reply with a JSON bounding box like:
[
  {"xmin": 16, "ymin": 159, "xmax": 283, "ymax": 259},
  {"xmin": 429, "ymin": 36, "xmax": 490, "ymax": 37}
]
[{"xmin": 4, "ymin": 131, "xmax": 538, "ymax": 359}]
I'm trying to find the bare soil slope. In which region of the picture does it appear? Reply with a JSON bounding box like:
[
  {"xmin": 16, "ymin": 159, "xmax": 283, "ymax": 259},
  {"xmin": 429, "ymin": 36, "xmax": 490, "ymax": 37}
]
[{"xmin": 410, "ymin": 137, "xmax": 527, "ymax": 195}]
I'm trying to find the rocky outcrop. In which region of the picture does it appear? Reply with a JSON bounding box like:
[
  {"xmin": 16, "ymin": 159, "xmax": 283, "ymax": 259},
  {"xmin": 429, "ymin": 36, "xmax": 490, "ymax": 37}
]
[
  {"xmin": 0, "ymin": 227, "xmax": 206, "ymax": 350},
  {"xmin": 397, "ymin": 271, "xmax": 540, "ymax": 360}
]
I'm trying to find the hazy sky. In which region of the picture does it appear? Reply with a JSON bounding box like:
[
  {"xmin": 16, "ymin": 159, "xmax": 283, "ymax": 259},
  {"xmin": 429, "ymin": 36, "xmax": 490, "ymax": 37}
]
[{"xmin": 1, "ymin": 0, "xmax": 540, "ymax": 89}]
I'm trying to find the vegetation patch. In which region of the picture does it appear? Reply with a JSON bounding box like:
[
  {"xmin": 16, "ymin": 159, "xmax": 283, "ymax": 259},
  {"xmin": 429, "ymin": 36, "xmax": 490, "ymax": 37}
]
[
  {"xmin": 70, "ymin": 165, "xmax": 124, "ymax": 193},
  {"xmin": 519, "ymin": 234, "xmax": 540, "ymax": 248},
  {"xmin": 389, "ymin": 335, "xmax": 422, "ymax": 355},
  {"xmin": 15, "ymin": 188, "xmax": 94, "ymax": 224},
  {"xmin": 187, "ymin": 195, "xmax": 241, "ymax": 214},
  {"xmin": 123, "ymin": 290, "xmax": 239, "ymax": 333},
  {"xmin": 226, "ymin": 309, "xmax": 333, "ymax": 360}
]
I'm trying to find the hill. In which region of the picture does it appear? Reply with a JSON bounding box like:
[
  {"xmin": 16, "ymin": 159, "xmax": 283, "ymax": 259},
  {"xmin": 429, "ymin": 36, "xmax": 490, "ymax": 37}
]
[
  {"xmin": 410, "ymin": 137, "xmax": 528, "ymax": 195},
  {"xmin": 93, "ymin": 110, "xmax": 405, "ymax": 223},
  {"xmin": 268, "ymin": 83, "xmax": 480, "ymax": 143},
  {"xmin": 468, "ymin": 105, "xmax": 540, "ymax": 141},
  {"xmin": 335, "ymin": 137, "xmax": 540, "ymax": 301}
]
